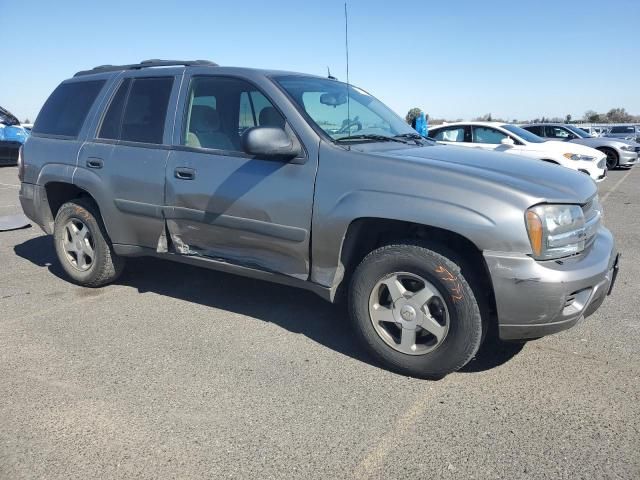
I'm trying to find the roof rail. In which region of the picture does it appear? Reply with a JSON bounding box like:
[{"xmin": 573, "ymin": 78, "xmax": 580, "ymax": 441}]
[{"xmin": 73, "ymin": 59, "xmax": 218, "ymax": 77}]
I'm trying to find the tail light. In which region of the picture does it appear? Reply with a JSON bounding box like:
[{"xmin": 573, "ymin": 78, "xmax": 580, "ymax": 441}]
[{"xmin": 17, "ymin": 145, "xmax": 24, "ymax": 182}]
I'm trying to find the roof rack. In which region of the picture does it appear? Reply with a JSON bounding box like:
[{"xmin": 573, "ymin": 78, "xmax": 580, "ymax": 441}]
[{"xmin": 74, "ymin": 59, "xmax": 218, "ymax": 77}]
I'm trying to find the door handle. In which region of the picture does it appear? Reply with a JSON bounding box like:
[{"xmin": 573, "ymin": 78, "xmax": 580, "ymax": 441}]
[
  {"xmin": 174, "ymin": 167, "xmax": 195, "ymax": 180},
  {"xmin": 86, "ymin": 157, "xmax": 103, "ymax": 169}
]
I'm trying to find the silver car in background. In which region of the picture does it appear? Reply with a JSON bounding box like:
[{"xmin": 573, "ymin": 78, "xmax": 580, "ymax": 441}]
[
  {"xmin": 522, "ymin": 123, "xmax": 639, "ymax": 170},
  {"xmin": 604, "ymin": 125, "xmax": 640, "ymax": 144}
]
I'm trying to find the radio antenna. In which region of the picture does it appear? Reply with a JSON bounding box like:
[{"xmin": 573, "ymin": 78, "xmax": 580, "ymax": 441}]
[{"xmin": 344, "ymin": 2, "xmax": 351, "ymax": 135}]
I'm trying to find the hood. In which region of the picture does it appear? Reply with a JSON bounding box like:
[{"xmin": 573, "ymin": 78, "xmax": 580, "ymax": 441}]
[
  {"xmin": 571, "ymin": 137, "xmax": 639, "ymax": 148},
  {"xmin": 0, "ymin": 106, "xmax": 20, "ymax": 126},
  {"xmin": 370, "ymin": 143, "xmax": 597, "ymax": 204},
  {"xmin": 533, "ymin": 140, "xmax": 603, "ymax": 157}
]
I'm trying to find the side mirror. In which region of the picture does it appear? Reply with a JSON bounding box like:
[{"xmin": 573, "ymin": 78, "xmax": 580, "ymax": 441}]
[
  {"xmin": 241, "ymin": 127, "xmax": 301, "ymax": 160},
  {"xmin": 500, "ymin": 137, "xmax": 515, "ymax": 146}
]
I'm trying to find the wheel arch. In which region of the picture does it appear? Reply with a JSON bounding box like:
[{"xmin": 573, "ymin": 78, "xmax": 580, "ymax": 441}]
[{"xmin": 330, "ymin": 217, "xmax": 497, "ymax": 326}]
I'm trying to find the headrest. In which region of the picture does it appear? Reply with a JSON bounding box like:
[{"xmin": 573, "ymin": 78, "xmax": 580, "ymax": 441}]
[
  {"xmin": 259, "ymin": 107, "xmax": 285, "ymax": 128},
  {"xmin": 190, "ymin": 105, "xmax": 221, "ymax": 132}
]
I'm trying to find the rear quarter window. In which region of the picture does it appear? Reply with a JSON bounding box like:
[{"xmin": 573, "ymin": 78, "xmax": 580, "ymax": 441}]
[{"xmin": 32, "ymin": 80, "xmax": 105, "ymax": 137}]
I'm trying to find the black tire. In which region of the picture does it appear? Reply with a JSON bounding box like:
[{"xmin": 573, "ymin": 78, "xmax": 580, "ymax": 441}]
[
  {"xmin": 599, "ymin": 148, "xmax": 618, "ymax": 170},
  {"xmin": 53, "ymin": 198, "xmax": 125, "ymax": 287},
  {"xmin": 349, "ymin": 242, "xmax": 483, "ymax": 379}
]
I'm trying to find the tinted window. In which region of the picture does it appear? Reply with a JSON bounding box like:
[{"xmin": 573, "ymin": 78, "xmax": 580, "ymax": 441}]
[
  {"xmin": 120, "ymin": 77, "xmax": 173, "ymax": 144},
  {"xmin": 524, "ymin": 125, "xmax": 544, "ymax": 136},
  {"xmin": 98, "ymin": 79, "xmax": 131, "ymax": 140},
  {"xmin": 431, "ymin": 126, "xmax": 467, "ymax": 142},
  {"xmin": 183, "ymin": 76, "xmax": 284, "ymax": 152},
  {"xmin": 33, "ymin": 80, "xmax": 105, "ymax": 137},
  {"xmin": 610, "ymin": 126, "xmax": 634, "ymax": 134},
  {"xmin": 545, "ymin": 126, "xmax": 572, "ymax": 139},
  {"xmin": 473, "ymin": 126, "xmax": 508, "ymax": 144}
]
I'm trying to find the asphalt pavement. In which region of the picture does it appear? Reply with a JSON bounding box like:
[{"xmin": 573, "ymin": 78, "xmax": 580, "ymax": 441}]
[{"xmin": 0, "ymin": 165, "xmax": 638, "ymax": 479}]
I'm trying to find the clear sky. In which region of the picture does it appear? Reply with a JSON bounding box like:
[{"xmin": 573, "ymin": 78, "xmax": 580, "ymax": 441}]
[{"xmin": 2, "ymin": 0, "xmax": 639, "ymax": 122}]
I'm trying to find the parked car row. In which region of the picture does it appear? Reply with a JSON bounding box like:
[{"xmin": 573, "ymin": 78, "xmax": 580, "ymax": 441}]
[
  {"xmin": 18, "ymin": 60, "xmax": 619, "ymax": 378},
  {"xmin": 427, "ymin": 121, "xmax": 609, "ymax": 181},
  {"xmin": 521, "ymin": 123, "xmax": 639, "ymax": 170}
]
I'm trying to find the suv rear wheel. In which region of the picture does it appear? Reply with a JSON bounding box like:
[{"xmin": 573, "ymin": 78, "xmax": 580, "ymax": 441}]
[
  {"xmin": 349, "ymin": 242, "xmax": 483, "ymax": 378},
  {"xmin": 53, "ymin": 198, "xmax": 125, "ymax": 287}
]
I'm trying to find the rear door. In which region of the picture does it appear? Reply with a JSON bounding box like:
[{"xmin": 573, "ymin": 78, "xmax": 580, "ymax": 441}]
[
  {"xmin": 164, "ymin": 73, "xmax": 317, "ymax": 280},
  {"xmin": 77, "ymin": 70, "xmax": 182, "ymax": 248}
]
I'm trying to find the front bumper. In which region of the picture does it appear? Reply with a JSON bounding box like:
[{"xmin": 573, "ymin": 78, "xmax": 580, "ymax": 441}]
[
  {"xmin": 484, "ymin": 227, "xmax": 618, "ymax": 340},
  {"xmin": 618, "ymin": 150, "xmax": 638, "ymax": 167}
]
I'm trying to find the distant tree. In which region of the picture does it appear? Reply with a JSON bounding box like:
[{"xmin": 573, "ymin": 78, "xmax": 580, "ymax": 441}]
[
  {"xmin": 23, "ymin": 118, "xmax": 31, "ymax": 124},
  {"xmin": 584, "ymin": 110, "xmax": 601, "ymax": 123},
  {"xmin": 405, "ymin": 108, "xmax": 422, "ymax": 126},
  {"xmin": 606, "ymin": 108, "xmax": 633, "ymax": 123},
  {"xmin": 565, "ymin": 114, "xmax": 572, "ymax": 124}
]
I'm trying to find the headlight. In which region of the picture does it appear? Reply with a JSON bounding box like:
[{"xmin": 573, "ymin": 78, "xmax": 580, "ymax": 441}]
[
  {"xmin": 563, "ymin": 153, "xmax": 595, "ymax": 161},
  {"xmin": 525, "ymin": 204, "xmax": 586, "ymax": 260},
  {"xmin": 620, "ymin": 145, "xmax": 635, "ymax": 152}
]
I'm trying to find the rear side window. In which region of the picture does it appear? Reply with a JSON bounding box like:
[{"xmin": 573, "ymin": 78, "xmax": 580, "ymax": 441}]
[
  {"xmin": 524, "ymin": 125, "xmax": 544, "ymax": 136},
  {"xmin": 99, "ymin": 79, "xmax": 130, "ymax": 140},
  {"xmin": 610, "ymin": 126, "xmax": 634, "ymax": 134},
  {"xmin": 33, "ymin": 80, "xmax": 105, "ymax": 137},
  {"xmin": 98, "ymin": 77, "xmax": 173, "ymax": 144}
]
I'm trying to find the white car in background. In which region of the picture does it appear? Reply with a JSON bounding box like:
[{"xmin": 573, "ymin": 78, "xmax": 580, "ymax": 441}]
[{"xmin": 428, "ymin": 122, "xmax": 607, "ymax": 182}]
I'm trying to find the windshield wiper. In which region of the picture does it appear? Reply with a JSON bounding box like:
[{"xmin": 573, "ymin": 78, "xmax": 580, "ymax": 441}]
[{"xmin": 336, "ymin": 134, "xmax": 409, "ymax": 144}]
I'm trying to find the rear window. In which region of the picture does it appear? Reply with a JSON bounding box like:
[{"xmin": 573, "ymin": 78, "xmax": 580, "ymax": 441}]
[{"xmin": 32, "ymin": 80, "xmax": 105, "ymax": 137}]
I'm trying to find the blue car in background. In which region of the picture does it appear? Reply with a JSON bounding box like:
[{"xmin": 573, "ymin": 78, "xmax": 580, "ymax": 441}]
[{"xmin": 0, "ymin": 106, "xmax": 30, "ymax": 165}]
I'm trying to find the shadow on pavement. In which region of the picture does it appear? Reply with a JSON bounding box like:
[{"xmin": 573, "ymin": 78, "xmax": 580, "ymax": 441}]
[{"xmin": 14, "ymin": 234, "xmax": 524, "ymax": 376}]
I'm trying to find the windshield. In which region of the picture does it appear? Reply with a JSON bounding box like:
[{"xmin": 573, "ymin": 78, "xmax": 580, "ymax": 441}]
[
  {"xmin": 565, "ymin": 125, "xmax": 590, "ymax": 138},
  {"xmin": 501, "ymin": 124, "xmax": 545, "ymax": 143},
  {"xmin": 274, "ymin": 75, "xmax": 417, "ymax": 141},
  {"xmin": 0, "ymin": 106, "xmax": 19, "ymax": 126}
]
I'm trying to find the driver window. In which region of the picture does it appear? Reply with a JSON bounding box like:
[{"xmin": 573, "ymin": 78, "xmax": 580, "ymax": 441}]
[
  {"xmin": 472, "ymin": 126, "xmax": 508, "ymax": 144},
  {"xmin": 183, "ymin": 77, "xmax": 284, "ymax": 152}
]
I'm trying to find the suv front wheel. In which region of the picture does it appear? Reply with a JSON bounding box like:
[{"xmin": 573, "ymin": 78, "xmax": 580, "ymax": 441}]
[
  {"xmin": 53, "ymin": 198, "xmax": 125, "ymax": 287},
  {"xmin": 349, "ymin": 242, "xmax": 483, "ymax": 378}
]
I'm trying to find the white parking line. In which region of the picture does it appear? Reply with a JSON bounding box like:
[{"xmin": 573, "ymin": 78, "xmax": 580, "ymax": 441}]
[
  {"xmin": 601, "ymin": 168, "xmax": 634, "ymax": 204},
  {"xmin": 0, "ymin": 182, "xmax": 19, "ymax": 188}
]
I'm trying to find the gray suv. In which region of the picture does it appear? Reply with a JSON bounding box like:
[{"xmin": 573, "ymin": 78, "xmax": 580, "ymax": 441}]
[
  {"xmin": 522, "ymin": 123, "xmax": 640, "ymax": 169},
  {"xmin": 19, "ymin": 60, "xmax": 620, "ymax": 378}
]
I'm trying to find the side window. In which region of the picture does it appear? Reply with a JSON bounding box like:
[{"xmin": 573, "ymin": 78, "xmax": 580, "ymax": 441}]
[
  {"xmin": 32, "ymin": 80, "xmax": 106, "ymax": 137},
  {"xmin": 98, "ymin": 77, "xmax": 173, "ymax": 144},
  {"xmin": 121, "ymin": 77, "xmax": 173, "ymax": 144},
  {"xmin": 472, "ymin": 126, "xmax": 508, "ymax": 144},
  {"xmin": 183, "ymin": 76, "xmax": 285, "ymax": 152},
  {"xmin": 525, "ymin": 125, "xmax": 544, "ymax": 136},
  {"xmin": 98, "ymin": 79, "xmax": 130, "ymax": 140},
  {"xmin": 545, "ymin": 126, "xmax": 571, "ymax": 139},
  {"xmin": 431, "ymin": 127, "xmax": 466, "ymax": 142}
]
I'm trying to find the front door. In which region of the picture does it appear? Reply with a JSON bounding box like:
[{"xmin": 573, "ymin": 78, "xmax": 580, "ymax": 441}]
[{"xmin": 164, "ymin": 74, "xmax": 317, "ymax": 280}]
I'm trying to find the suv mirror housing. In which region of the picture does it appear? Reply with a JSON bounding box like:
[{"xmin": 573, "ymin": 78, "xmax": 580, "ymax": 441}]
[
  {"xmin": 500, "ymin": 137, "xmax": 515, "ymax": 146},
  {"xmin": 241, "ymin": 127, "xmax": 301, "ymax": 160}
]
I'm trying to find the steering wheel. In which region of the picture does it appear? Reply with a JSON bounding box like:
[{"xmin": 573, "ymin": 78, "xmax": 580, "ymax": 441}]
[{"xmin": 337, "ymin": 119, "xmax": 363, "ymax": 134}]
